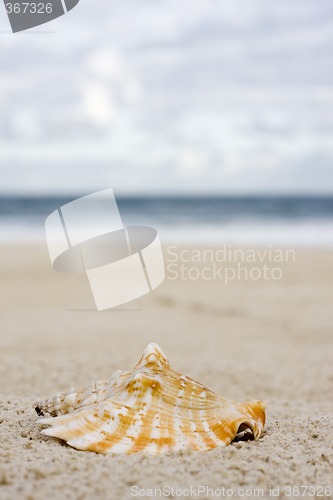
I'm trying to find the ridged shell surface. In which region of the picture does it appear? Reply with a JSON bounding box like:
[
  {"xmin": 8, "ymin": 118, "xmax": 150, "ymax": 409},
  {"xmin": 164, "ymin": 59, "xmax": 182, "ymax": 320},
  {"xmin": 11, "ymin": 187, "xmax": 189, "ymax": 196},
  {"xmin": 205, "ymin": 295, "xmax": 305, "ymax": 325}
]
[{"xmin": 35, "ymin": 343, "xmax": 266, "ymax": 454}]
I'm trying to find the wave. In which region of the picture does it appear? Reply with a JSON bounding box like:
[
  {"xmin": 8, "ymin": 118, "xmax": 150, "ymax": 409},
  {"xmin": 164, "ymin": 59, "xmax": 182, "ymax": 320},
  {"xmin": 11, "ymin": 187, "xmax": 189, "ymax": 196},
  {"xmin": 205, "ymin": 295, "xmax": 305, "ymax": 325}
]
[{"xmin": 0, "ymin": 195, "xmax": 332, "ymax": 246}]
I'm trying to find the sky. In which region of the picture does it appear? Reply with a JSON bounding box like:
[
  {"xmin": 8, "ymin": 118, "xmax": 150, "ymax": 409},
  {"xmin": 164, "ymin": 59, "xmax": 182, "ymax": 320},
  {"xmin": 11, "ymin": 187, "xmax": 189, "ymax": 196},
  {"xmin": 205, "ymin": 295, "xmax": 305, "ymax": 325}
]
[{"xmin": 0, "ymin": 0, "xmax": 333, "ymax": 195}]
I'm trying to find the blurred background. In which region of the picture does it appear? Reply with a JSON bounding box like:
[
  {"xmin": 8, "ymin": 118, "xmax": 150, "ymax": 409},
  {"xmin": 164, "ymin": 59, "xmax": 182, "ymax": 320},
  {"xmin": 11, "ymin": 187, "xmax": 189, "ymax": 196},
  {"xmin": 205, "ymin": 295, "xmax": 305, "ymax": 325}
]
[{"xmin": 0, "ymin": 0, "xmax": 332, "ymax": 244}]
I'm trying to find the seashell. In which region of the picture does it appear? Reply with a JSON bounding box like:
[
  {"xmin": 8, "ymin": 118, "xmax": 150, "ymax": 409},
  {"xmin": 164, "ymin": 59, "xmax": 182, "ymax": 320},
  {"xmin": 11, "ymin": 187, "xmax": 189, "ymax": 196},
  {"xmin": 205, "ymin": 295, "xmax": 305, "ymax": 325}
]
[{"xmin": 35, "ymin": 343, "xmax": 266, "ymax": 454}]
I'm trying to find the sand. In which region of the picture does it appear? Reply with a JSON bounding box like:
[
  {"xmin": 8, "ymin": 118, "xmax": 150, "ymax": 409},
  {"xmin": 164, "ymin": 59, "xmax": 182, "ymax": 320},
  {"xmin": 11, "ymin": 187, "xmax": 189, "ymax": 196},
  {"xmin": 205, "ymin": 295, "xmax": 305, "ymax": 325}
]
[{"xmin": 0, "ymin": 244, "xmax": 332, "ymax": 500}]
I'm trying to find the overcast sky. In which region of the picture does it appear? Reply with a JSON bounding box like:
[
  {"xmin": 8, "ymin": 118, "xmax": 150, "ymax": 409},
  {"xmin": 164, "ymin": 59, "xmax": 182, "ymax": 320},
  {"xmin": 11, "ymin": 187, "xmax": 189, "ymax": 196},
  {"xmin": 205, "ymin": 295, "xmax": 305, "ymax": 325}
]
[{"xmin": 0, "ymin": 0, "xmax": 333, "ymax": 195}]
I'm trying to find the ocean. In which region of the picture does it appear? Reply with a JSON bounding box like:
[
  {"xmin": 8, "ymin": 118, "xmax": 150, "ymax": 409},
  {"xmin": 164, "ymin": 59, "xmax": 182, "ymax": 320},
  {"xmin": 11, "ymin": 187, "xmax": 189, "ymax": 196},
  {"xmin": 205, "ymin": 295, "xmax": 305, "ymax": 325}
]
[{"xmin": 0, "ymin": 195, "xmax": 333, "ymax": 246}]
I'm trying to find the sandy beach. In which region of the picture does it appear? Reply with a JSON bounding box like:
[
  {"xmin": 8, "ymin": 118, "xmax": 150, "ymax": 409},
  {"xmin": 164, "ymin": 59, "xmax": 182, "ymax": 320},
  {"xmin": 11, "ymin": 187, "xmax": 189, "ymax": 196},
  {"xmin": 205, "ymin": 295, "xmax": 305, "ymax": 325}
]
[{"xmin": 0, "ymin": 243, "xmax": 332, "ymax": 500}]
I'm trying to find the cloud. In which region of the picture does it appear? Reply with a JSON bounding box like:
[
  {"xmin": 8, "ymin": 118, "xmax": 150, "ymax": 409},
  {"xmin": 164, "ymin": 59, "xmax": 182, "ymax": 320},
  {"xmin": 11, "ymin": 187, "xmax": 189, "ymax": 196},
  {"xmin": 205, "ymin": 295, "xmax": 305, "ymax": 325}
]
[{"xmin": 0, "ymin": 0, "xmax": 333, "ymax": 193}]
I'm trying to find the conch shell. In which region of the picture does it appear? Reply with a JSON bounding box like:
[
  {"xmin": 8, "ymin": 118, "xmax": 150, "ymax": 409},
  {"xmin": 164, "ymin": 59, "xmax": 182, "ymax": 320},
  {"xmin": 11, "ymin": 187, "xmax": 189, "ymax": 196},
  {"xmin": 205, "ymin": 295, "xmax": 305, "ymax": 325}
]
[{"xmin": 35, "ymin": 343, "xmax": 266, "ymax": 454}]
